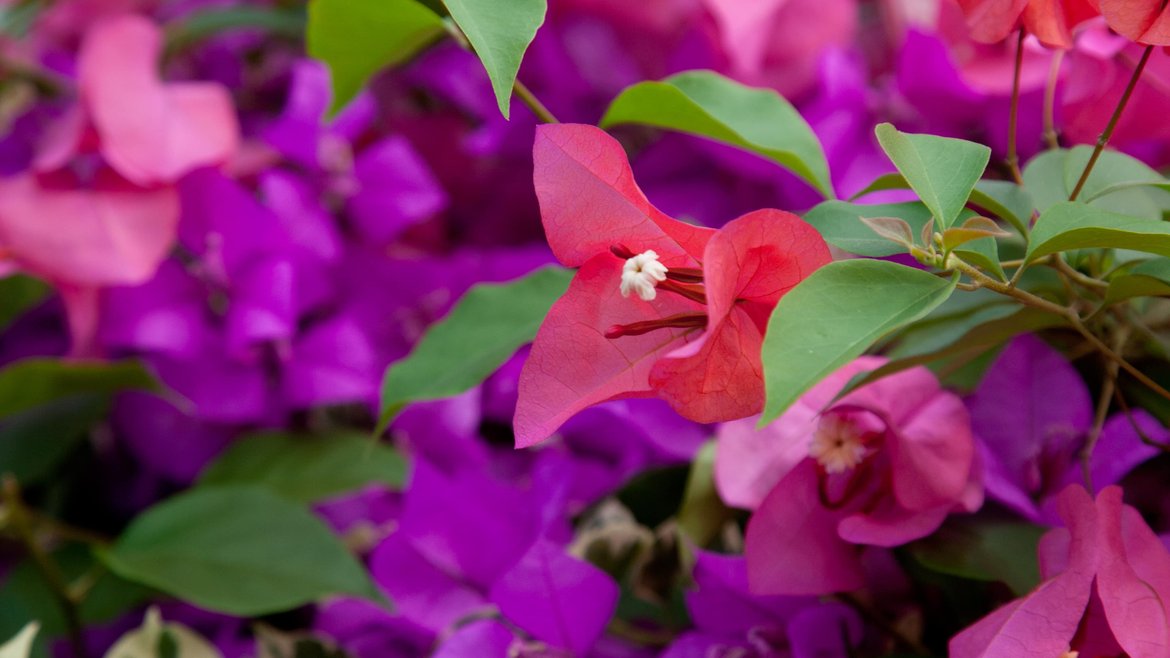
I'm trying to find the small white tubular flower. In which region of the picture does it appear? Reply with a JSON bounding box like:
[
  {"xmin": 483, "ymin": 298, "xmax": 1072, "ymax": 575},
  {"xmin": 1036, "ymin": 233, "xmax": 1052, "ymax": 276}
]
[
  {"xmin": 620, "ymin": 250, "xmax": 669, "ymax": 301},
  {"xmin": 808, "ymin": 414, "xmax": 870, "ymax": 474}
]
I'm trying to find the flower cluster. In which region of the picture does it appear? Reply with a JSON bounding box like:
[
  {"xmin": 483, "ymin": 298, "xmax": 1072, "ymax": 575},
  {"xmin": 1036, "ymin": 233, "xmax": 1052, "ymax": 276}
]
[{"xmin": 2, "ymin": 0, "xmax": 1170, "ymax": 657}]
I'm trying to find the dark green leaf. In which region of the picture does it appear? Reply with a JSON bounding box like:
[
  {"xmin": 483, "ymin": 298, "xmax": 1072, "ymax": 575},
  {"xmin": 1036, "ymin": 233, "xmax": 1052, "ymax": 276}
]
[
  {"xmin": 307, "ymin": 0, "xmax": 445, "ymax": 114},
  {"xmin": 0, "ymin": 276, "xmax": 49, "ymax": 332},
  {"xmin": 0, "ymin": 359, "xmax": 157, "ymax": 422},
  {"xmin": 760, "ymin": 260, "xmax": 957, "ymax": 423},
  {"xmin": 0, "ymin": 545, "xmax": 152, "ymax": 657},
  {"xmin": 837, "ymin": 307, "xmax": 1067, "ymax": 400},
  {"xmin": 601, "ymin": 71, "xmax": 833, "ymax": 198},
  {"xmin": 102, "ymin": 486, "xmax": 377, "ymax": 616},
  {"xmin": 910, "ymin": 518, "xmax": 1047, "ymax": 595},
  {"xmin": 442, "ymin": 0, "xmax": 546, "ymax": 119},
  {"xmin": 165, "ymin": 5, "xmax": 304, "ymax": 54},
  {"xmin": 803, "ymin": 201, "xmax": 933, "ymax": 257},
  {"xmin": 378, "ymin": 266, "xmax": 572, "ymax": 431},
  {"xmin": 874, "ymin": 123, "xmax": 990, "ymax": 228},
  {"xmin": 1027, "ymin": 202, "xmax": 1170, "ymax": 262},
  {"xmin": 0, "ymin": 394, "xmax": 108, "ymax": 483},
  {"xmin": 198, "ymin": 432, "xmax": 407, "ymax": 503}
]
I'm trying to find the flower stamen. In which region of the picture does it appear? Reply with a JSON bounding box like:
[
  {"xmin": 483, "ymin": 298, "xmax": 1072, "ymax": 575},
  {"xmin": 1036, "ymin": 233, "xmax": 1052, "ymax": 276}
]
[{"xmin": 620, "ymin": 250, "xmax": 669, "ymax": 301}]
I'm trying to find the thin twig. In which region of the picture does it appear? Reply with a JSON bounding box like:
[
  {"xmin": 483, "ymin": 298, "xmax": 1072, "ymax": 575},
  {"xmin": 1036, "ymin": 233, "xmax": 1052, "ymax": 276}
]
[
  {"xmin": 1069, "ymin": 45, "xmax": 1155, "ymax": 201},
  {"xmin": 1081, "ymin": 327, "xmax": 1127, "ymax": 491},
  {"xmin": 1, "ymin": 476, "xmax": 90, "ymax": 658},
  {"xmin": 1043, "ymin": 49, "xmax": 1065, "ymax": 150},
  {"xmin": 1006, "ymin": 29, "xmax": 1026, "ymax": 185},
  {"xmin": 513, "ymin": 79, "xmax": 559, "ymax": 124},
  {"xmin": 944, "ymin": 254, "xmax": 1170, "ymax": 405}
]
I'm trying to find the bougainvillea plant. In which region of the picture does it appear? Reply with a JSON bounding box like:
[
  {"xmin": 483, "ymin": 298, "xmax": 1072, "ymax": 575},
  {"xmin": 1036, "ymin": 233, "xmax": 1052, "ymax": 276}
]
[{"xmin": 3, "ymin": 0, "xmax": 1170, "ymax": 656}]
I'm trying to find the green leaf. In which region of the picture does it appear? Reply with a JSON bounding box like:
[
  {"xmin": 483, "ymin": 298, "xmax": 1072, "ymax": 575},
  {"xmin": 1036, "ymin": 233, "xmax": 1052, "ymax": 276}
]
[
  {"xmin": 198, "ymin": 432, "xmax": 407, "ymax": 503},
  {"xmin": 677, "ymin": 441, "xmax": 732, "ymax": 548},
  {"xmin": 0, "ymin": 359, "xmax": 157, "ymax": 422},
  {"xmin": 760, "ymin": 260, "xmax": 958, "ymax": 423},
  {"xmin": 971, "ymin": 179, "xmax": 1034, "ymax": 238},
  {"xmin": 1065, "ymin": 146, "xmax": 1170, "ymax": 206},
  {"xmin": 1024, "ymin": 147, "xmax": 1170, "ymax": 219},
  {"xmin": 601, "ymin": 71, "xmax": 833, "ymax": 198},
  {"xmin": 953, "ymin": 236, "xmax": 1006, "ymax": 282},
  {"xmin": 1104, "ymin": 259, "xmax": 1170, "ymax": 306},
  {"xmin": 873, "ymin": 123, "xmax": 990, "ymax": 228},
  {"xmin": 851, "ymin": 173, "xmax": 1031, "ymax": 238},
  {"xmin": 378, "ymin": 266, "xmax": 572, "ymax": 430},
  {"xmin": 0, "ymin": 623, "xmax": 38, "ymax": 658},
  {"xmin": 0, "ymin": 394, "xmax": 109, "ymax": 483},
  {"xmin": 102, "ymin": 486, "xmax": 377, "ymax": 616},
  {"xmin": 803, "ymin": 201, "xmax": 933, "ymax": 257},
  {"xmin": 307, "ymin": 0, "xmax": 445, "ymax": 114},
  {"xmin": 1027, "ymin": 202, "xmax": 1170, "ymax": 262},
  {"xmin": 442, "ymin": 0, "xmax": 546, "ymax": 119},
  {"xmin": 909, "ymin": 518, "xmax": 1047, "ymax": 595},
  {"xmin": 836, "ymin": 307, "xmax": 1068, "ymax": 400},
  {"xmin": 164, "ymin": 5, "xmax": 304, "ymax": 54},
  {"xmin": 0, "ymin": 275, "xmax": 49, "ymax": 332}
]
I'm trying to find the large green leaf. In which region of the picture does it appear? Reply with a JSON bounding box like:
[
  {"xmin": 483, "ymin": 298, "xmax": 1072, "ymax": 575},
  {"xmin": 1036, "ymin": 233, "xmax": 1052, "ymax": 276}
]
[
  {"xmin": 307, "ymin": 0, "xmax": 445, "ymax": 114},
  {"xmin": 601, "ymin": 71, "xmax": 833, "ymax": 198},
  {"xmin": 442, "ymin": 0, "xmax": 546, "ymax": 119},
  {"xmin": 909, "ymin": 518, "xmax": 1047, "ymax": 595},
  {"xmin": 873, "ymin": 123, "xmax": 990, "ymax": 228},
  {"xmin": 1065, "ymin": 146, "xmax": 1170, "ymax": 207},
  {"xmin": 0, "ymin": 275, "xmax": 49, "ymax": 332},
  {"xmin": 803, "ymin": 201, "xmax": 933, "ymax": 257},
  {"xmin": 1104, "ymin": 259, "xmax": 1170, "ymax": 306},
  {"xmin": 101, "ymin": 486, "xmax": 377, "ymax": 616},
  {"xmin": 378, "ymin": 266, "xmax": 572, "ymax": 429},
  {"xmin": 0, "ymin": 359, "xmax": 157, "ymax": 422},
  {"xmin": 198, "ymin": 432, "xmax": 407, "ymax": 503},
  {"xmin": 1023, "ymin": 147, "xmax": 1170, "ymax": 219},
  {"xmin": 760, "ymin": 260, "xmax": 957, "ymax": 423},
  {"xmin": 0, "ymin": 394, "xmax": 108, "ymax": 483},
  {"xmin": 1027, "ymin": 202, "xmax": 1170, "ymax": 262}
]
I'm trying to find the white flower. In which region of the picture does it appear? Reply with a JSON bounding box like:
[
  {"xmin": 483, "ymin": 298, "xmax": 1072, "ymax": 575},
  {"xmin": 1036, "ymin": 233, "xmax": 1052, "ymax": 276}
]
[
  {"xmin": 619, "ymin": 250, "xmax": 669, "ymax": 301},
  {"xmin": 808, "ymin": 414, "xmax": 870, "ymax": 474}
]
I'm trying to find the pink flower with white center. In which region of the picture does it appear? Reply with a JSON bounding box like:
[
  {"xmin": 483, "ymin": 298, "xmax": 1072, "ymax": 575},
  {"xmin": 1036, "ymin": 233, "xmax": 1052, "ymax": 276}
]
[{"xmin": 716, "ymin": 356, "xmax": 983, "ymax": 595}]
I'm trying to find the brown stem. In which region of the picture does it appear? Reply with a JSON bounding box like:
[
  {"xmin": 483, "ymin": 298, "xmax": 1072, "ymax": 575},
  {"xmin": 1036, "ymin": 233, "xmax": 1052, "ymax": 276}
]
[
  {"xmin": 1006, "ymin": 29, "xmax": 1027, "ymax": 185},
  {"xmin": 835, "ymin": 592, "xmax": 929, "ymax": 655},
  {"xmin": 512, "ymin": 79, "xmax": 559, "ymax": 124},
  {"xmin": 1069, "ymin": 45, "xmax": 1155, "ymax": 201},
  {"xmin": 1043, "ymin": 49, "xmax": 1065, "ymax": 150},
  {"xmin": 1080, "ymin": 327, "xmax": 1127, "ymax": 492},
  {"xmin": 442, "ymin": 20, "xmax": 559, "ymax": 124},
  {"xmin": 945, "ymin": 254, "xmax": 1170, "ymax": 405},
  {"xmin": 1, "ymin": 476, "xmax": 90, "ymax": 658}
]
